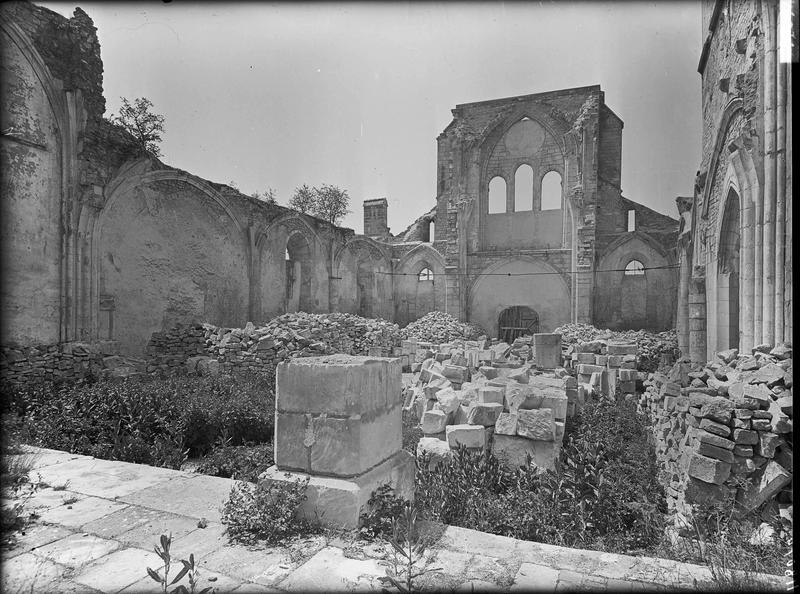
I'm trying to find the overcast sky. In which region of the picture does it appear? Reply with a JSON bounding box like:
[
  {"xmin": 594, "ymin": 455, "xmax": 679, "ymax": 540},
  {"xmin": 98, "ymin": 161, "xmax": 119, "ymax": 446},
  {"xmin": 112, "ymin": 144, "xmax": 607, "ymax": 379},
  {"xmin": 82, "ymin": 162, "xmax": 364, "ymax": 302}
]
[{"xmin": 41, "ymin": 1, "xmax": 702, "ymax": 234}]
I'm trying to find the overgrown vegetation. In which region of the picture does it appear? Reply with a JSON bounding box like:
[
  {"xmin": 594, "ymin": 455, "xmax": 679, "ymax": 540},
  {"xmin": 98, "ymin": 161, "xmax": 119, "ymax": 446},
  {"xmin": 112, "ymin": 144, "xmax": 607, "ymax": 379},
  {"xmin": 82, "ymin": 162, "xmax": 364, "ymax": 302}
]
[
  {"xmin": 221, "ymin": 475, "xmax": 319, "ymax": 545},
  {"xmin": 195, "ymin": 441, "xmax": 274, "ymax": 483},
  {"xmin": 412, "ymin": 397, "xmax": 667, "ymax": 553},
  {"xmin": 2, "ymin": 373, "xmax": 274, "ymax": 470}
]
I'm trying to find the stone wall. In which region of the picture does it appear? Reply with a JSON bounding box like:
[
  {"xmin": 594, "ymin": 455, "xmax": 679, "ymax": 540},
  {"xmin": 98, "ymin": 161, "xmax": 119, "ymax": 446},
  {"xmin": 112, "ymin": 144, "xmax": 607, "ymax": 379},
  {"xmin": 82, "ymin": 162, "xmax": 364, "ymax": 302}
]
[
  {"xmin": 640, "ymin": 344, "xmax": 792, "ymax": 530},
  {"xmin": 0, "ymin": 341, "xmax": 119, "ymax": 386}
]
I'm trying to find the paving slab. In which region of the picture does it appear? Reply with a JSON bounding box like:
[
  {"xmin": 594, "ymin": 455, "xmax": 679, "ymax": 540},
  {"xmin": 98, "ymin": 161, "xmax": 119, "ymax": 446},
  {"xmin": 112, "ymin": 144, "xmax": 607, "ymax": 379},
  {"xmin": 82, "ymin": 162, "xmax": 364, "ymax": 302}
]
[
  {"xmin": 31, "ymin": 533, "xmax": 120, "ymax": 568},
  {"xmin": 82, "ymin": 506, "xmax": 200, "ymax": 546},
  {"xmin": 200, "ymin": 543, "xmax": 295, "ymax": 586},
  {"xmin": 119, "ymin": 566, "xmax": 244, "ymax": 593},
  {"xmin": 73, "ymin": 547, "xmax": 162, "ymax": 593},
  {"xmin": 511, "ymin": 563, "xmax": 560, "ymax": 592},
  {"xmin": 278, "ymin": 546, "xmax": 386, "ymax": 591},
  {"xmin": 25, "ymin": 487, "xmax": 87, "ymax": 511},
  {"xmin": 171, "ymin": 522, "xmax": 229, "ymax": 559},
  {"xmin": 28, "ymin": 456, "xmax": 179, "ymax": 500},
  {"xmin": 1, "ymin": 551, "xmax": 72, "ymax": 593},
  {"xmin": 37, "ymin": 495, "xmax": 129, "ymax": 528},
  {"xmin": 1, "ymin": 523, "xmax": 74, "ymax": 559},
  {"xmin": 118, "ymin": 474, "xmax": 239, "ymax": 523}
]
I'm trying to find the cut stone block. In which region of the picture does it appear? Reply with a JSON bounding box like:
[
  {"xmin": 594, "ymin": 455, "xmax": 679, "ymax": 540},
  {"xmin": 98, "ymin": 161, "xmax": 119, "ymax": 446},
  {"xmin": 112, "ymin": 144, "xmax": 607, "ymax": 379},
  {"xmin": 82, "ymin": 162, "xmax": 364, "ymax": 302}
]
[
  {"xmin": 277, "ymin": 355, "xmax": 402, "ymax": 416},
  {"xmin": 491, "ymin": 435, "xmax": 557, "ymax": 471},
  {"xmin": 699, "ymin": 418, "xmax": 731, "ymax": 437},
  {"xmin": 733, "ymin": 428, "xmax": 759, "ymax": 445},
  {"xmin": 532, "ymin": 333, "xmax": 561, "ymax": 369},
  {"xmin": 422, "ymin": 409, "xmax": 449, "ymax": 435},
  {"xmin": 696, "ymin": 441, "xmax": 735, "ymax": 463},
  {"xmin": 446, "ymin": 424, "xmax": 485, "ymax": 449},
  {"xmin": 494, "ymin": 412, "xmax": 518, "ymax": 435},
  {"xmin": 479, "ymin": 366, "xmax": 498, "ymax": 379},
  {"xmin": 607, "ymin": 343, "xmax": 637, "ymax": 355},
  {"xmin": 577, "ymin": 364, "xmax": 604, "ymax": 375},
  {"xmin": 733, "ymin": 444, "xmax": 754, "ymax": 457},
  {"xmin": 261, "ymin": 450, "xmax": 415, "ymax": 529},
  {"xmin": 684, "ymin": 477, "xmax": 731, "ymax": 505},
  {"xmin": 687, "ymin": 453, "xmax": 731, "ymax": 485},
  {"xmin": 442, "ymin": 364, "xmax": 469, "ymax": 384},
  {"xmin": 435, "ymin": 387, "xmax": 461, "ymax": 414},
  {"xmin": 466, "ymin": 402, "xmax": 503, "ymax": 426},
  {"xmin": 416, "ymin": 437, "xmax": 452, "ymax": 470},
  {"xmin": 275, "ymin": 409, "xmax": 401, "ymax": 477},
  {"xmin": 696, "ymin": 429, "xmax": 735, "ymax": 450},
  {"xmin": 478, "ymin": 386, "xmax": 505, "ymax": 405},
  {"xmin": 516, "ymin": 408, "xmax": 555, "ymax": 440},
  {"xmin": 618, "ymin": 368, "xmax": 637, "ymax": 381}
]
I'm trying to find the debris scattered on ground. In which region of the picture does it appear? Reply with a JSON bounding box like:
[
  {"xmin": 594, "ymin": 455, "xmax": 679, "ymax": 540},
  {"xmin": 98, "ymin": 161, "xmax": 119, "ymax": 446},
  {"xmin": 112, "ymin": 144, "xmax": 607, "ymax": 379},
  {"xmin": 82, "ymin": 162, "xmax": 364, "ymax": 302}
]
[{"xmin": 401, "ymin": 312, "xmax": 486, "ymax": 344}]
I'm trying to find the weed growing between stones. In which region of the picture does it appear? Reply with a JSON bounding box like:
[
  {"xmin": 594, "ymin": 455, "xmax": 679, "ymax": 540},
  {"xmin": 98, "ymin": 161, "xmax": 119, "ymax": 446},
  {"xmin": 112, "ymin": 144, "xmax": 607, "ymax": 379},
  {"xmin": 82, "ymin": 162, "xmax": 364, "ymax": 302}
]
[
  {"xmin": 380, "ymin": 503, "xmax": 442, "ymax": 593},
  {"xmin": 147, "ymin": 533, "xmax": 212, "ymax": 594},
  {"xmin": 359, "ymin": 483, "xmax": 409, "ymax": 539},
  {"xmin": 221, "ymin": 475, "xmax": 319, "ymax": 545},
  {"xmin": 0, "ymin": 425, "xmax": 41, "ymax": 546}
]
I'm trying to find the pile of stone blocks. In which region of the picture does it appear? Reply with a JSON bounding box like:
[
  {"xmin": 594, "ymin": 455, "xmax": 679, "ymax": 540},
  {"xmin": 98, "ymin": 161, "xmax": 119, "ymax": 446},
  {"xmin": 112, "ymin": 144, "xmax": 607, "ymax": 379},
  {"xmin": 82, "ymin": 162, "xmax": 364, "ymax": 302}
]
[
  {"xmin": 261, "ymin": 354, "xmax": 414, "ymax": 529},
  {"xmin": 404, "ymin": 333, "xmax": 572, "ymax": 471},
  {"xmin": 571, "ymin": 341, "xmax": 642, "ymax": 400},
  {"xmin": 640, "ymin": 343, "xmax": 793, "ymax": 535},
  {"xmin": 399, "ymin": 311, "xmax": 486, "ymax": 345}
]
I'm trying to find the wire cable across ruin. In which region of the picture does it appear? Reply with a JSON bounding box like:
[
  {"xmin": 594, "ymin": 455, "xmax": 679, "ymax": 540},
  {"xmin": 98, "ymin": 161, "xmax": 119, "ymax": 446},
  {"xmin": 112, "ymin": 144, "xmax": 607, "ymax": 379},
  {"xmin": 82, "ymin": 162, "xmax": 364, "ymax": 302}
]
[{"xmin": 374, "ymin": 264, "xmax": 680, "ymax": 277}]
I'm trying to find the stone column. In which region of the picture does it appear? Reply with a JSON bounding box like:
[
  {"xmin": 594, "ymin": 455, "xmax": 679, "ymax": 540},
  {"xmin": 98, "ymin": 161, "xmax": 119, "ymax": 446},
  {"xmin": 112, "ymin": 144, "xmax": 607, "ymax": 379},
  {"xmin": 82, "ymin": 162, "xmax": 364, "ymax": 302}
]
[
  {"xmin": 262, "ymin": 354, "xmax": 414, "ymax": 529},
  {"xmin": 676, "ymin": 247, "xmax": 691, "ymax": 358},
  {"xmin": 688, "ymin": 272, "xmax": 707, "ymax": 364}
]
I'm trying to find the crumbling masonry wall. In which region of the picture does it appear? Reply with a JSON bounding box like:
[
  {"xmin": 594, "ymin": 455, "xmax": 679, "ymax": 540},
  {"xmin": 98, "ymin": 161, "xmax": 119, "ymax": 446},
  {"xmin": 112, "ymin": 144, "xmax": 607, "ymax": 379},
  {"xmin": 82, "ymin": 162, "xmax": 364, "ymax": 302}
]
[{"xmin": 0, "ymin": 2, "xmax": 394, "ymax": 370}]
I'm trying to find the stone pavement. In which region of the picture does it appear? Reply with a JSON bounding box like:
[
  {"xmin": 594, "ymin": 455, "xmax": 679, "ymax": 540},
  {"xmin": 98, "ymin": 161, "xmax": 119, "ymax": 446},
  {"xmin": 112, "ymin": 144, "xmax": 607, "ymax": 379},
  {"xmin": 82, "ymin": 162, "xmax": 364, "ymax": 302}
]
[{"xmin": 1, "ymin": 447, "xmax": 783, "ymax": 593}]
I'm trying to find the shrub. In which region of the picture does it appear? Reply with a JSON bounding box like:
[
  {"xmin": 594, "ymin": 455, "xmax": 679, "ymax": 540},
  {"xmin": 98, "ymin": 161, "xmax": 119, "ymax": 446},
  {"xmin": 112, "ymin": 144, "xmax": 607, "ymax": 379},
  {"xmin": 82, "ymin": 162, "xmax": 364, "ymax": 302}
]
[
  {"xmin": 195, "ymin": 441, "xmax": 274, "ymax": 483},
  {"xmin": 359, "ymin": 483, "xmax": 409, "ymax": 540},
  {"xmin": 2, "ymin": 372, "xmax": 275, "ymax": 469},
  {"xmin": 221, "ymin": 475, "xmax": 318, "ymax": 545}
]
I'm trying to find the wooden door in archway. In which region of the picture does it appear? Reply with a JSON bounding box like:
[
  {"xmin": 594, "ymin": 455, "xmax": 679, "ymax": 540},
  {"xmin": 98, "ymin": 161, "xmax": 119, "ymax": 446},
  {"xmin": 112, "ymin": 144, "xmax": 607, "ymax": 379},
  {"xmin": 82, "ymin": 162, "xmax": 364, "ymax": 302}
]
[{"xmin": 498, "ymin": 306, "xmax": 539, "ymax": 342}]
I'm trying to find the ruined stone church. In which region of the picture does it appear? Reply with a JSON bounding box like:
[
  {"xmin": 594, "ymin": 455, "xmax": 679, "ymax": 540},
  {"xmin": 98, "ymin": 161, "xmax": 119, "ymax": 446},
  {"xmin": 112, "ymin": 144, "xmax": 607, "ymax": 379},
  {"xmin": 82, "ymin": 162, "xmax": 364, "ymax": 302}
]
[{"xmin": 2, "ymin": 1, "xmax": 680, "ymax": 360}]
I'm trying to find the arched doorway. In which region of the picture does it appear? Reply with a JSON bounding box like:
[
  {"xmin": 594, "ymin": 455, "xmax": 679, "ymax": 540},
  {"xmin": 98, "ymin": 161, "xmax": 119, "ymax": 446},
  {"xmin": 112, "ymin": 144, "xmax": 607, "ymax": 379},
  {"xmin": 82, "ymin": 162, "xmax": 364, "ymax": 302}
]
[
  {"xmin": 498, "ymin": 306, "xmax": 540, "ymax": 343},
  {"xmin": 286, "ymin": 233, "xmax": 313, "ymax": 312},
  {"xmin": 717, "ymin": 189, "xmax": 740, "ymax": 349}
]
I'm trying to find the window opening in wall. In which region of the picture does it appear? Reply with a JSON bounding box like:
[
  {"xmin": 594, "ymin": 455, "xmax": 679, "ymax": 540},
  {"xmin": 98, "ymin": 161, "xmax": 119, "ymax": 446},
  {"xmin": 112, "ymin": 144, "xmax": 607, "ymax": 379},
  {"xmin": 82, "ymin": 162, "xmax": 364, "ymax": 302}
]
[
  {"xmin": 627, "ymin": 209, "xmax": 636, "ymax": 231},
  {"xmin": 514, "ymin": 164, "xmax": 534, "ymax": 211},
  {"xmin": 418, "ymin": 267, "xmax": 434, "ymax": 282},
  {"xmin": 540, "ymin": 171, "xmax": 562, "ymax": 210},
  {"xmin": 285, "ymin": 248, "xmax": 290, "ymax": 260},
  {"xmin": 428, "ymin": 220, "xmax": 435, "ymax": 242},
  {"xmin": 624, "ymin": 260, "xmax": 645, "ymax": 275},
  {"xmin": 488, "ymin": 176, "xmax": 506, "ymax": 213}
]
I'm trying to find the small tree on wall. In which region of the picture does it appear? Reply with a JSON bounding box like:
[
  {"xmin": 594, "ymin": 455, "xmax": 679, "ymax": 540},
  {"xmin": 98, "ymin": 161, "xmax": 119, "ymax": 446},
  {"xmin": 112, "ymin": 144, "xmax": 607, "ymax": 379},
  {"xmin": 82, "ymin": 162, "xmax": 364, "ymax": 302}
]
[
  {"xmin": 288, "ymin": 184, "xmax": 351, "ymax": 225},
  {"xmin": 313, "ymin": 184, "xmax": 351, "ymax": 225},
  {"xmin": 251, "ymin": 188, "xmax": 278, "ymax": 204},
  {"xmin": 289, "ymin": 184, "xmax": 317, "ymax": 214},
  {"xmin": 110, "ymin": 97, "xmax": 166, "ymax": 157}
]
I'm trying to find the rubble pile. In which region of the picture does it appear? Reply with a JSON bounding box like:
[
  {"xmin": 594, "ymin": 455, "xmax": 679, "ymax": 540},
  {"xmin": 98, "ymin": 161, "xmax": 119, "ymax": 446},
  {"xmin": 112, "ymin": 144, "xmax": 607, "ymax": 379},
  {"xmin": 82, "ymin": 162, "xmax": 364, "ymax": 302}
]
[
  {"xmin": 403, "ymin": 334, "xmax": 578, "ymax": 472},
  {"xmin": 567, "ymin": 340, "xmax": 645, "ymax": 400},
  {"xmin": 145, "ymin": 313, "xmax": 402, "ymax": 376},
  {"xmin": 641, "ymin": 343, "xmax": 793, "ymax": 541},
  {"xmin": 556, "ymin": 323, "xmax": 679, "ymax": 372},
  {"xmin": 401, "ymin": 311, "xmax": 486, "ymax": 344}
]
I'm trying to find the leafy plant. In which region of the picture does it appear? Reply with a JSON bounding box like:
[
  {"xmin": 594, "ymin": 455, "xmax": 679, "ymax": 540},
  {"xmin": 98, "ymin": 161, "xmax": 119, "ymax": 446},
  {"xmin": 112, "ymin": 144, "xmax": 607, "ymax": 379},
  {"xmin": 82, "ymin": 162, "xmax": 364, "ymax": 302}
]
[
  {"xmin": 147, "ymin": 533, "xmax": 212, "ymax": 594},
  {"xmin": 221, "ymin": 475, "xmax": 318, "ymax": 545},
  {"xmin": 359, "ymin": 483, "xmax": 408, "ymax": 540},
  {"xmin": 380, "ymin": 503, "xmax": 442, "ymax": 592}
]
